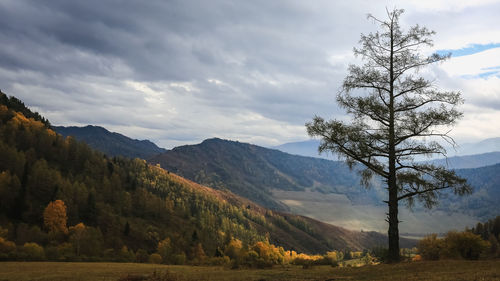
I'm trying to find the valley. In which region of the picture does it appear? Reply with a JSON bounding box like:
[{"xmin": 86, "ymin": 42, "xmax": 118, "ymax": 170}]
[{"xmin": 272, "ymin": 189, "xmax": 478, "ymax": 235}]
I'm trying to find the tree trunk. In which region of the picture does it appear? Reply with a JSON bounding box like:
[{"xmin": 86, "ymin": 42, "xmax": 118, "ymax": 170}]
[
  {"xmin": 386, "ymin": 12, "xmax": 400, "ymax": 263},
  {"xmin": 387, "ymin": 186, "xmax": 400, "ymax": 262}
]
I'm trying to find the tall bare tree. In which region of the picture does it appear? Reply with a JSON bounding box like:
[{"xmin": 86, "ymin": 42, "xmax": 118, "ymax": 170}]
[{"xmin": 306, "ymin": 8, "xmax": 471, "ymax": 262}]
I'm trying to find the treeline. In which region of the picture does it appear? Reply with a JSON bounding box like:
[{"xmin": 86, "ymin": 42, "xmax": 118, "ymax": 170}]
[
  {"xmin": 417, "ymin": 216, "xmax": 500, "ymax": 261},
  {"xmin": 0, "ymin": 91, "xmax": 369, "ymax": 266},
  {"xmin": 0, "ymin": 91, "xmax": 50, "ymax": 127},
  {"xmin": 469, "ymin": 216, "xmax": 500, "ymax": 243}
]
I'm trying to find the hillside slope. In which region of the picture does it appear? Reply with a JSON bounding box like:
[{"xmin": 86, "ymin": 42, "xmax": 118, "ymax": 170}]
[{"xmin": 53, "ymin": 125, "xmax": 166, "ymax": 159}]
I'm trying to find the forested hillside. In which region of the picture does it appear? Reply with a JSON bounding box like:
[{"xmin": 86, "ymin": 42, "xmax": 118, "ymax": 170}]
[
  {"xmin": 149, "ymin": 138, "xmax": 380, "ymax": 210},
  {"xmin": 53, "ymin": 125, "xmax": 167, "ymax": 159},
  {"xmin": 0, "ymin": 91, "xmax": 398, "ymax": 264},
  {"xmin": 450, "ymin": 164, "xmax": 500, "ymax": 219}
]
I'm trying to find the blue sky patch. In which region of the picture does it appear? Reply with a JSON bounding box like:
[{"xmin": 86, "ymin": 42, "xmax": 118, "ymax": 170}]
[
  {"xmin": 461, "ymin": 70, "xmax": 500, "ymax": 79},
  {"xmin": 436, "ymin": 43, "xmax": 500, "ymax": 57}
]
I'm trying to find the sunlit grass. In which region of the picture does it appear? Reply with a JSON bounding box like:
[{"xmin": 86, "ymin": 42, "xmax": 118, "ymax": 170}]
[{"xmin": 0, "ymin": 260, "xmax": 499, "ymax": 281}]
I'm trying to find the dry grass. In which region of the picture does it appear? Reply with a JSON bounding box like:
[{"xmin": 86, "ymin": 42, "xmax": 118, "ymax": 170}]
[{"xmin": 0, "ymin": 260, "xmax": 499, "ymax": 281}]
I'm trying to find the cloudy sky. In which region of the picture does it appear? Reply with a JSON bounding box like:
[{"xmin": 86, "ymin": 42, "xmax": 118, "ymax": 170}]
[{"xmin": 1, "ymin": 0, "xmax": 500, "ymax": 148}]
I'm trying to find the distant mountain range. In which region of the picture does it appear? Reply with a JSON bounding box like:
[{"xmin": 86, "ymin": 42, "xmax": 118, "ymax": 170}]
[
  {"xmin": 274, "ymin": 138, "xmax": 500, "ymax": 161},
  {"xmin": 453, "ymin": 138, "xmax": 500, "ymax": 156},
  {"xmin": 428, "ymin": 151, "xmax": 500, "ymax": 169},
  {"xmin": 53, "ymin": 125, "xmax": 166, "ymax": 159},
  {"xmin": 271, "ymin": 139, "xmax": 332, "ymax": 159}
]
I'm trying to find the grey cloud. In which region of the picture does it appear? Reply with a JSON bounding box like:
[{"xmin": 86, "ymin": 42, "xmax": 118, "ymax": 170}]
[{"xmin": 1, "ymin": 0, "xmax": 496, "ymax": 147}]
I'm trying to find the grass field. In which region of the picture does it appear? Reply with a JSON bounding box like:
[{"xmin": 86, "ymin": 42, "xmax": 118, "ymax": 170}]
[{"xmin": 1, "ymin": 260, "xmax": 499, "ymax": 281}]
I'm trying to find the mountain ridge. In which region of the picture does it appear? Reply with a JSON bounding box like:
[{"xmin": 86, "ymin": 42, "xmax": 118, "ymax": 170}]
[
  {"xmin": 53, "ymin": 125, "xmax": 167, "ymax": 159},
  {"xmin": 149, "ymin": 137, "xmax": 379, "ymax": 211}
]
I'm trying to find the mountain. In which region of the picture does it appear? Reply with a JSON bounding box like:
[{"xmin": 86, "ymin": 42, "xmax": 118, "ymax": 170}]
[
  {"xmin": 1, "ymin": 91, "xmax": 409, "ymax": 264},
  {"xmin": 149, "ymin": 138, "xmax": 380, "ymax": 211},
  {"xmin": 427, "ymin": 151, "xmax": 500, "ymax": 169},
  {"xmin": 451, "ymin": 163, "xmax": 500, "ymax": 220},
  {"xmin": 53, "ymin": 125, "xmax": 167, "ymax": 159},
  {"xmin": 453, "ymin": 137, "xmax": 500, "ymax": 156},
  {"xmin": 271, "ymin": 139, "xmax": 334, "ymax": 160}
]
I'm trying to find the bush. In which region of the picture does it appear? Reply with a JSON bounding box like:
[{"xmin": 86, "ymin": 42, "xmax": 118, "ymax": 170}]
[
  {"xmin": 370, "ymin": 246, "xmax": 388, "ymax": 262},
  {"xmin": 418, "ymin": 234, "xmax": 443, "ymax": 260},
  {"xmin": 418, "ymin": 232, "xmax": 491, "ymax": 260},
  {"xmin": 442, "ymin": 231, "xmax": 490, "ymax": 260},
  {"xmin": 206, "ymin": 256, "xmax": 230, "ymax": 266},
  {"xmin": 22, "ymin": 242, "xmax": 45, "ymax": 260},
  {"xmin": 172, "ymin": 253, "xmax": 186, "ymax": 265},
  {"xmin": 0, "ymin": 237, "xmax": 16, "ymax": 254},
  {"xmin": 148, "ymin": 253, "xmax": 162, "ymax": 264},
  {"xmin": 136, "ymin": 249, "xmax": 149, "ymax": 263},
  {"xmin": 412, "ymin": 254, "xmax": 422, "ymax": 262},
  {"xmin": 58, "ymin": 242, "xmax": 75, "ymax": 261},
  {"xmin": 0, "ymin": 237, "xmax": 16, "ymax": 260},
  {"xmin": 45, "ymin": 245, "xmax": 60, "ymax": 260}
]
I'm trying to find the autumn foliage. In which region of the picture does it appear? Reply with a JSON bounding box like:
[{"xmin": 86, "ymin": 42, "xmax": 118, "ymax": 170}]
[
  {"xmin": 43, "ymin": 200, "xmax": 68, "ymax": 234},
  {"xmin": 418, "ymin": 231, "xmax": 491, "ymax": 260}
]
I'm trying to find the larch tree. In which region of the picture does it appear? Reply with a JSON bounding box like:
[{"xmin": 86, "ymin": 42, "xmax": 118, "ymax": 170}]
[{"xmin": 306, "ymin": 8, "xmax": 471, "ymax": 262}]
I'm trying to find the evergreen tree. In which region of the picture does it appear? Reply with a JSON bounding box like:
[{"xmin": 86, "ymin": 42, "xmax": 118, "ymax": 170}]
[{"xmin": 307, "ymin": 8, "xmax": 471, "ymax": 262}]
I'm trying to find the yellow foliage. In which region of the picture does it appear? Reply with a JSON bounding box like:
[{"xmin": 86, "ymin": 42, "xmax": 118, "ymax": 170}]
[
  {"xmin": 326, "ymin": 251, "xmax": 338, "ymax": 262},
  {"xmin": 149, "ymin": 253, "xmax": 162, "ymax": 264},
  {"xmin": 412, "ymin": 254, "xmax": 422, "ymax": 262},
  {"xmin": 43, "ymin": 200, "xmax": 68, "ymax": 234},
  {"xmin": 22, "ymin": 242, "xmax": 45, "ymax": 260},
  {"xmin": 0, "ymin": 237, "xmax": 16, "ymax": 253},
  {"xmin": 69, "ymin": 223, "xmax": 86, "ymax": 256},
  {"xmin": 157, "ymin": 237, "xmax": 172, "ymax": 260},
  {"xmin": 224, "ymin": 239, "xmax": 243, "ymax": 259}
]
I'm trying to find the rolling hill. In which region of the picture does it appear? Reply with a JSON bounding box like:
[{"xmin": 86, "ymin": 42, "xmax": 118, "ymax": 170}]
[{"xmin": 53, "ymin": 125, "xmax": 166, "ymax": 159}]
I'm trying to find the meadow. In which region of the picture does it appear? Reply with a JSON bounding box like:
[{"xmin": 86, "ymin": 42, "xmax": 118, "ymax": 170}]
[{"xmin": 1, "ymin": 260, "xmax": 500, "ymax": 281}]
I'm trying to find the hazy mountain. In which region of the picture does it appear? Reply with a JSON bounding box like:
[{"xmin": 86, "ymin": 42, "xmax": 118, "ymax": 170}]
[
  {"xmin": 276, "ymin": 138, "xmax": 500, "ymax": 163},
  {"xmin": 150, "ymin": 138, "xmax": 387, "ymax": 211},
  {"xmin": 54, "ymin": 125, "xmax": 167, "ymax": 159},
  {"xmin": 452, "ymin": 137, "xmax": 500, "ymax": 156},
  {"xmin": 427, "ymin": 151, "xmax": 500, "ymax": 169},
  {"xmin": 271, "ymin": 139, "xmax": 334, "ymax": 160}
]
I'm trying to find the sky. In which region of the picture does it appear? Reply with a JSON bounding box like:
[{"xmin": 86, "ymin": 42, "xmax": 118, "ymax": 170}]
[{"xmin": 1, "ymin": 0, "xmax": 500, "ymax": 149}]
